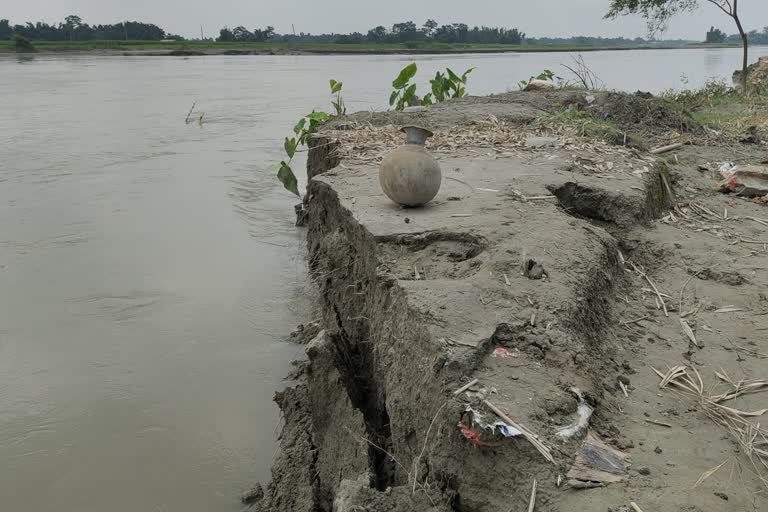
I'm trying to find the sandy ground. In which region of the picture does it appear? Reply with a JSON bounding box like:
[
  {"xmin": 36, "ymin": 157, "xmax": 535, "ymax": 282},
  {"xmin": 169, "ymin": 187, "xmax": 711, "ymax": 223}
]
[{"xmin": 249, "ymin": 91, "xmax": 768, "ymax": 512}]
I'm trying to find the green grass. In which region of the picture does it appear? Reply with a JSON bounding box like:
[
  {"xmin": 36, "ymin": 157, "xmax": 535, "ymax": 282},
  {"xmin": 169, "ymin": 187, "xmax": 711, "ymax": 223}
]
[
  {"xmin": 660, "ymin": 79, "xmax": 768, "ymax": 139},
  {"xmin": 0, "ymin": 39, "xmax": 742, "ymax": 54}
]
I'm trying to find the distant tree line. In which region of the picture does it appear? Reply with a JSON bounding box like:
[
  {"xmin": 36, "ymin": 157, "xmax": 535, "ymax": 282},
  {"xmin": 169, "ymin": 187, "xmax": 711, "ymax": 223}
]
[
  {"xmin": 707, "ymin": 26, "xmax": 768, "ymax": 45},
  {"xmin": 217, "ymin": 26, "xmax": 276, "ymax": 42},
  {"xmin": 216, "ymin": 20, "xmax": 701, "ymax": 47},
  {"xmin": 217, "ymin": 20, "xmax": 525, "ymax": 45},
  {"xmin": 726, "ymin": 26, "xmax": 768, "ymax": 45},
  {"xmin": 0, "ymin": 15, "xmax": 182, "ymax": 41}
]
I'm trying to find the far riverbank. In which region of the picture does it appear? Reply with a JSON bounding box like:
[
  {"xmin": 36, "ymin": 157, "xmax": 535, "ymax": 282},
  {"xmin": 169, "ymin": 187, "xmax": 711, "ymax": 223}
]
[{"xmin": 0, "ymin": 39, "xmax": 748, "ymax": 56}]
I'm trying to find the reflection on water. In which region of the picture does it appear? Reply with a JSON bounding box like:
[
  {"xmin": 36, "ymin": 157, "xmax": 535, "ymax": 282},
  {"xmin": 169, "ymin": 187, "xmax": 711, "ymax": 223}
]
[{"xmin": 0, "ymin": 47, "xmax": 767, "ymax": 512}]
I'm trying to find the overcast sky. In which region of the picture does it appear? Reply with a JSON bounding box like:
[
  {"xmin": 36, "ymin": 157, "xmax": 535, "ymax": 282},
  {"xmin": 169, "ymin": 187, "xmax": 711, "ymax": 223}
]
[{"xmin": 4, "ymin": 0, "xmax": 767, "ymax": 40}]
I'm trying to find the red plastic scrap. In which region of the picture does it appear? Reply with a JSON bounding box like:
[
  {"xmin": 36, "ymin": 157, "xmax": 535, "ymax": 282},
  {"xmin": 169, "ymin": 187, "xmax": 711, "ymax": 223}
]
[
  {"xmin": 492, "ymin": 347, "xmax": 510, "ymax": 358},
  {"xmin": 718, "ymin": 166, "xmax": 768, "ymax": 198},
  {"xmin": 458, "ymin": 422, "xmax": 498, "ymax": 447}
]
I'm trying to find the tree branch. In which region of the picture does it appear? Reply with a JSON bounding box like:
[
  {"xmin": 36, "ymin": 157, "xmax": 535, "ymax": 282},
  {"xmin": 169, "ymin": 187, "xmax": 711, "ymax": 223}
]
[{"xmin": 704, "ymin": 0, "xmax": 734, "ymax": 17}]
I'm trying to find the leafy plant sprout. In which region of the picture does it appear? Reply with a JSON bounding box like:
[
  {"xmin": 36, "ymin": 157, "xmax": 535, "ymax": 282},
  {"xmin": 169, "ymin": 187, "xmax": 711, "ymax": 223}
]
[{"xmin": 389, "ymin": 62, "xmax": 475, "ymax": 110}]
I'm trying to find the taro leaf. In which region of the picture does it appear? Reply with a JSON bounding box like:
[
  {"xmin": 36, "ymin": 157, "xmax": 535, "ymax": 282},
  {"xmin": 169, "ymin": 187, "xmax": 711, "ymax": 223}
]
[
  {"xmin": 446, "ymin": 68, "xmax": 461, "ymax": 83},
  {"xmin": 461, "ymin": 67, "xmax": 475, "ymax": 82},
  {"xmin": 330, "ymin": 79, "xmax": 343, "ymax": 94},
  {"xmin": 284, "ymin": 137, "xmax": 297, "ymax": 159},
  {"xmin": 293, "ymin": 117, "xmax": 307, "ymax": 135},
  {"xmin": 392, "ymin": 62, "xmax": 417, "ymax": 89},
  {"xmin": 404, "ymin": 83, "xmax": 417, "ymax": 100},
  {"xmin": 421, "ymin": 93, "xmax": 433, "ymax": 106},
  {"xmin": 389, "ymin": 89, "xmax": 399, "ymax": 106},
  {"xmin": 431, "ymin": 76, "xmax": 446, "ymax": 102},
  {"xmin": 277, "ymin": 161, "xmax": 299, "ymax": 196},
  {"xmin": 403, "ymin": 83, "xmax": 417, "ymax": 107},
  {"xmin": 306, "ymin": 111, "xmax": 330, "ymax": 122}
]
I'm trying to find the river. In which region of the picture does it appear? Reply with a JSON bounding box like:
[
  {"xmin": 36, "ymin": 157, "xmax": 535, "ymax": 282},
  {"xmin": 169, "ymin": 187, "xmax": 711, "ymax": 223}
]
[{"xmin": 1, "ymin": 46, "xmax": 766, "ymax": 512}]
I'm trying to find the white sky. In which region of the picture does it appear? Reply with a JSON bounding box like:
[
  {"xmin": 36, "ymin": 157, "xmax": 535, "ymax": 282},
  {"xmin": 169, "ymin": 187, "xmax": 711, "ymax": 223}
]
[{"xmin": 3, "ymin": 0, "xmax": 767, "ymax": 40}]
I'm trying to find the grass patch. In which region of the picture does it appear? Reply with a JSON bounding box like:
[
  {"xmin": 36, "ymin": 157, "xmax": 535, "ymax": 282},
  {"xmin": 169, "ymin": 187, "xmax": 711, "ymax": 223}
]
[
  {"xmin": 533, "ymin": 106, "xmax": 646, "ymax": 147},
  {"xmin": 663, "ymin": 79, "xmax": 768, "ymax": 140}
]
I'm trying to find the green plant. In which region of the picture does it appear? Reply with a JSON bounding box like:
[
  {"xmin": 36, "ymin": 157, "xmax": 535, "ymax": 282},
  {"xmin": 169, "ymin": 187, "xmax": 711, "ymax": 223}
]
[
  {"xmin": 423, "ymin": 67, "xmax": 475, "ymax": 104},
  {"xmin": 389, "ymin": 63, "xmax": 474, "ymax": 110},
  {"xmin": 277, "ymin": 111, "xmax": 330, "ymax": 196},
  {"xmin": 518, "ymin": 69, "xmax": 556, "ymax": 90},
  {"xmin": 389, "ymin": 63, "xmax": 419, "ymax": 110},
  {"xmin": 661, "ymin": 78, "xmax": 738, "ymax": 110},
  {"xmin": 330, "ymin": 79, "xmax": 346, "ymax": 115},
  {"xmin": 14, "ymin": 35, "xmax": 36, "ymax": 53}
]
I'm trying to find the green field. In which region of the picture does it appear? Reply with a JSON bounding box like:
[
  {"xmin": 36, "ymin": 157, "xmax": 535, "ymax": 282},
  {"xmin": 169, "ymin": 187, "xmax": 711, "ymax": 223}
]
[{"xmin": 0, "ymin": 39, "xmax": 741, "ymax": 55}]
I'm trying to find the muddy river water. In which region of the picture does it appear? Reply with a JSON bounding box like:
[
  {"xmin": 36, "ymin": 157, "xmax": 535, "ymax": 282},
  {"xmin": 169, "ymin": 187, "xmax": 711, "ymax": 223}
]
[{"xmin": 1, "ymin": 47, "xmax": 767, "ymax": 511}]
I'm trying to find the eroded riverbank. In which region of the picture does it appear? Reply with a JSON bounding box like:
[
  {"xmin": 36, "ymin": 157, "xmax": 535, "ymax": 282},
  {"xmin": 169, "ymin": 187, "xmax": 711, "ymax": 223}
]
[{"xmin": 250, "ymin": 90, "xmax": 768, "ymax": 511}]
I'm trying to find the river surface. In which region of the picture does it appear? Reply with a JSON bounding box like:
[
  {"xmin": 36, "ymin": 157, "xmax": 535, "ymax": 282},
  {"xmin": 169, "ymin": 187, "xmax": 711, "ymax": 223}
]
[{"xmin": 1, "ymin": 47, "xmax": 766, "ymax": 511}]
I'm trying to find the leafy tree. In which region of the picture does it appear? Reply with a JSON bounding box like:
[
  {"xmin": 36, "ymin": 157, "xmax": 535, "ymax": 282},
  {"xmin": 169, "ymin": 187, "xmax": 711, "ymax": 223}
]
[
  {"xmin": 218, "ymin": 27, "xmax": 234, "ymax": 42},
  {"xmin": 423, "ymin": 19, "xmax": 438, "ymax": 38},
  {"xmin": 367, "ymin": 25, "xmax": 387, "ymax": 42},
  {"xmin": 607, "ymin": 0, "xmax": 751, "ymax": 93},
  {"xmin": 64, "ymin": 14, "xmax": 82, "ymax": 40},
  {"xmin": 253, "ymin": 26, "xmax": 275, "ymax": 42},
  {"xmin": 0, "ymin": 19, "xmax": 11, "ymax": 40},
  {"xmin": 232, "ymin": 26, "xmax": 253, "ymax": 41},
  {"xmin": 335, "ymin": 32, "xmax": 365, "ymax": 44},
  {"xmin": 391, "ymin": 21, "xmax": 419, "ymax": 42},
  {"xmin": 706, "ymin": 26, "xmax": 727, "ymax": 42}
]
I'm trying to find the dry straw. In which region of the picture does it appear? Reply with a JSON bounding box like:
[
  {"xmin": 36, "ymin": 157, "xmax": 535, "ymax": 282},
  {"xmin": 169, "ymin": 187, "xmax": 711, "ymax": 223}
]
[{"xmin": 653, "ymin": 365, "xmax": 768, "ymax": 489}]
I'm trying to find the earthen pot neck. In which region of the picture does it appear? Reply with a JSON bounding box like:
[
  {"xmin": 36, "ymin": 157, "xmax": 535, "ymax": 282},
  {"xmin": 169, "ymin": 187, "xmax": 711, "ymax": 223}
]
[{"xmin": 401, "ymin": 125, "xmax": 433, "ymax": 146}]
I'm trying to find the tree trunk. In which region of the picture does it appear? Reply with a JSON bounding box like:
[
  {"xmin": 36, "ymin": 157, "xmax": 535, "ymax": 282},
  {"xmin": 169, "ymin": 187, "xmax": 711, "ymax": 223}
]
[{"xmin": 733, "ymin": 1, "xmax": 749, "ymax": 94}]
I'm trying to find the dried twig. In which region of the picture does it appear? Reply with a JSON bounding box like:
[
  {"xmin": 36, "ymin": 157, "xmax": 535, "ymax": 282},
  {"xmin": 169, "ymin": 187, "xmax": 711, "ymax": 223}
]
[
  {"xmin": 453, "ymin": 378, "xmax": 479, "ymax": 396},
  {"xmin": 744, "ymin": 216, "xmax": 768, "ymax": 228},
  {"xmin": 694, "ymin": 459, "xmax": 730, "ymax": 488},
  {"xmin": 650, "ymin": 142, "xmax": 684, "ymax": 155},
  {"xmin": 715, "ymin": 306, "xmax": 744, "ymax": 313},
  {"xmin": 621, "ymin": 315, "xmax": 649, "ymax": 326},
  {"xmin": 630, "ymin": 502, "xmax": 645, "ymax": 512},
  {"xmin": 527, "ymin": 479, "xmax": 537, "ymax": 512},
  {"xmin": 412, "ymin": 402, "xmax": 448, "ymax": 494},
  {"xmin": 619, "ymin": 380, "xmax": 629, "ymax": 398},
  {"xmin": 483, "ymin": 400, "xmax": 555, "ymax": 464},
  {"xmin": 631, "ymin": 262, "xmax": 668, "ymax": 317},
  {"xmin": 185, "ymin": 101, "xmax": 196, "ymax": 124},
  {"xmin": 645, "ymin": 419, "xmax": 672, "ymax": 428},
  {"xmin": 679, "ymin": 270, "xmax": 701, "ymax": 315}
]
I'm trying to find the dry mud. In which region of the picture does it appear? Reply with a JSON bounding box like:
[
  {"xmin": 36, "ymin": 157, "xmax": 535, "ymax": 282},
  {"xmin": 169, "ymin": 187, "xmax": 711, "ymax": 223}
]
[{"xmin": 250, "ymin": 91, "xmax": 768, "ymax": 512}]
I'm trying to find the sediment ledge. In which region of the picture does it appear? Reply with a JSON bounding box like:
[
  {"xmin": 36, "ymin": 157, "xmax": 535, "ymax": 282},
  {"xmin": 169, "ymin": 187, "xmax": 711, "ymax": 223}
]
[{"xmin": 252, "ymin": 91, "xmax": 768, "ymax": 512}]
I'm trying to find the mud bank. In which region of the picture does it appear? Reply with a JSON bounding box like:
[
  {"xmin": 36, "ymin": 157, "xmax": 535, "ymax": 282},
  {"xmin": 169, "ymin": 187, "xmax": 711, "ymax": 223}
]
[{"xmin": 251, "ymin": 91, "xmax": 768, "ymax": 512}]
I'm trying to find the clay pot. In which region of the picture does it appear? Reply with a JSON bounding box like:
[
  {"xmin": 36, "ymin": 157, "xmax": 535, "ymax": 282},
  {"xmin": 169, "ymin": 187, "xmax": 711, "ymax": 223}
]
[{"xmin": 379, "ymin": 126, "xmax": 441, "ymax": 207}]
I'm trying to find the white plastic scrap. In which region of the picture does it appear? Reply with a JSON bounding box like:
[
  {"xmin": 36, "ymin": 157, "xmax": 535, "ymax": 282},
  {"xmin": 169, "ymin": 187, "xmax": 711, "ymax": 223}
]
[
  {"xmin": 556, "ymin": 388, "xmax": 594, "ymax": 440},
  {"xmin": 719, "ymin": 162, "xmax": 737, "ymax": 179}
]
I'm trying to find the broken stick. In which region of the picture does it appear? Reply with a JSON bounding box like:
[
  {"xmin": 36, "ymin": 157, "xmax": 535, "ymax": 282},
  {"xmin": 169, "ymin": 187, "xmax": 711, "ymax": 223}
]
[
  {"xmin": 650, "ymin": 142, "xmax": 684, "ymax": 155},
  {"xmin": 631, "ymin": 262, "xmax": 668, "ymax": 317},
  {"xmin": 528, "ymin": 479, "xmax": 537, "ymax": 512},
  {"xmin": 453, "ymin": 378, "xmax": 479, "ymax": 396},
  {"xmin": 483, "ymin": 400, "xmax": 555, "ymax": 464}
]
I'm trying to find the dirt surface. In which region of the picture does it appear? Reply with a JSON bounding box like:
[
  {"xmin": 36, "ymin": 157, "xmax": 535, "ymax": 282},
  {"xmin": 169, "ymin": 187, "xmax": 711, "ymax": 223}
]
[{"xmin": 252, "ymin": 91, "xmax": 768, "ymax": 512}]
